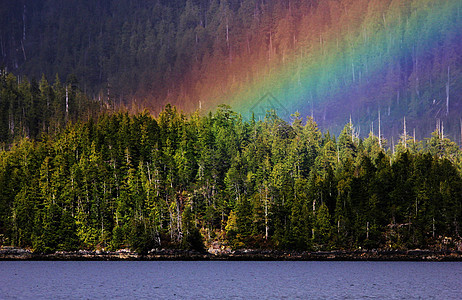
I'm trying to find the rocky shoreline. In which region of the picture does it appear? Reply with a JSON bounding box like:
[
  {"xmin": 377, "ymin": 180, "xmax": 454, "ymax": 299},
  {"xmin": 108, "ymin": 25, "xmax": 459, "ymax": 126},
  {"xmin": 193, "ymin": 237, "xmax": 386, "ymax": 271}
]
[{"xmin": 1, "ymin": 247, "xmax": 462, "ymax": 261}]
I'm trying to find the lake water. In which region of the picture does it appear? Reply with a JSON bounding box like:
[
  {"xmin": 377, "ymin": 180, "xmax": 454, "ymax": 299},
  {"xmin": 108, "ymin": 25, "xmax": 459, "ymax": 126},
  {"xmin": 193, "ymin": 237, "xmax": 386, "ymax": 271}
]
[{"xmin": 0, "ymin": 261, "xmax": 461, "ymax": 299}]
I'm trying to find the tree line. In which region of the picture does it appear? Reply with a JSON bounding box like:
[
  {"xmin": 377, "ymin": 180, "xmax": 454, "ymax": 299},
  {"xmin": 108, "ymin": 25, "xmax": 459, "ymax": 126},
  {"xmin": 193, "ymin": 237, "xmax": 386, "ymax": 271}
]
[{"xmin": 0, "ymin": 99, "xmax": 461, "ymax": 253}]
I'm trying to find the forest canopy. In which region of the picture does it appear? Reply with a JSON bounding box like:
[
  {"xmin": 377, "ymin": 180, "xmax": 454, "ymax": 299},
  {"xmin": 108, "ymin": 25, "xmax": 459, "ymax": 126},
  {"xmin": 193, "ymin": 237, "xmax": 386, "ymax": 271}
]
[{"xmin": 1, "ymin": 75, "xmax": 461, "ymax": 252}]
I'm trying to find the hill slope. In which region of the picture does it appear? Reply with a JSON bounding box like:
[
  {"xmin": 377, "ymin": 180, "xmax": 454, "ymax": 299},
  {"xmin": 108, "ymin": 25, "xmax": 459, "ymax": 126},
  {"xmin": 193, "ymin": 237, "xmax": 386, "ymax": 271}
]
[{"xmin": 2, "ymin": 0, "xmax": 462, "ymax": 140}]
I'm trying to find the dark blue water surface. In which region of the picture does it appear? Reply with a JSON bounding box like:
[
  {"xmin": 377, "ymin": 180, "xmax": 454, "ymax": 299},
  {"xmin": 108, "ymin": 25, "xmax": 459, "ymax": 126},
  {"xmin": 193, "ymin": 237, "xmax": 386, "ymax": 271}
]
[{"xmin": 0, "ymin": 261, "xmax": 461, "ymax": 299}]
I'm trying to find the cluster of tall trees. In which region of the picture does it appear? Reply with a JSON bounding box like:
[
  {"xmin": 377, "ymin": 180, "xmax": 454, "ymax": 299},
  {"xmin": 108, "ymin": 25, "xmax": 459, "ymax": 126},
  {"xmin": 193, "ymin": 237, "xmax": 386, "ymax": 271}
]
[
  {"xmin": 2, "ymin": 0, "xmax": 462, "ymax": 139},
  {"xmin": 1, "ymin": 101, "xmax": 461, "ymax": 253},
  {"xmin": 0, "ymin": 71, "xmax": 103, "ymax": 145}
]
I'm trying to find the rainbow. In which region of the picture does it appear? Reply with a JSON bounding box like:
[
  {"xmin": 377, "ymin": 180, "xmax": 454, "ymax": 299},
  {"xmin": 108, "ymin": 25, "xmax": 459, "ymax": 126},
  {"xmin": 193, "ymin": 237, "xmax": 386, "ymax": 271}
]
[{"xmin": 196, "ymin": 0, "xmax": 461, "ymax": 126}]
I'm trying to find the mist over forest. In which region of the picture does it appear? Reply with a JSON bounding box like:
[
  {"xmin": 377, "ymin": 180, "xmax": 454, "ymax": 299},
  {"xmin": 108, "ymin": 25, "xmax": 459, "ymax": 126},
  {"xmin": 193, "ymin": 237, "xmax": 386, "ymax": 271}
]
[{"xmin": 2, "ymin": 0, "xmax": 462, "ymax": 140}]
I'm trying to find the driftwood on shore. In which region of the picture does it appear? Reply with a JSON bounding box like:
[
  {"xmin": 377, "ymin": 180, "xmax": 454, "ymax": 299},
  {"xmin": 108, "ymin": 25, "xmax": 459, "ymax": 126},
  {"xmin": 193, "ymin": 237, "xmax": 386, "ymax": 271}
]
[{"xmin": 1, "ymin": 247, "xmax": 462, "ymax": 261}]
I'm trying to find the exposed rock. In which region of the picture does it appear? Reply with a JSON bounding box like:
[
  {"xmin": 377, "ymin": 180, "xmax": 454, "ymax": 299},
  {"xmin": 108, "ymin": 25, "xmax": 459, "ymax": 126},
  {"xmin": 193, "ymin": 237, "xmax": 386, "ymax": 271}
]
[
  {"xmin": 208, "ymin": 242, "xmax": 233, "ymax": 256},
  {"xmin": 1, "ymin": 246, "xmax": 461, "ymax": 261}
]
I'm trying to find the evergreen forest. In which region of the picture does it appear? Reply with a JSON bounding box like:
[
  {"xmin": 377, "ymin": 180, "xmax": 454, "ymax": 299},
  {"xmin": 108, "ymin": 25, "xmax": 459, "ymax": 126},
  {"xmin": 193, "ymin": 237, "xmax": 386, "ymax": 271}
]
[
  {"xmin": 2, "ymin": 0, "xmax": 462, "ymax": 139},
  {"xmin": 1, "ymin": 72, "xmax": 461, "ymax": 254}
]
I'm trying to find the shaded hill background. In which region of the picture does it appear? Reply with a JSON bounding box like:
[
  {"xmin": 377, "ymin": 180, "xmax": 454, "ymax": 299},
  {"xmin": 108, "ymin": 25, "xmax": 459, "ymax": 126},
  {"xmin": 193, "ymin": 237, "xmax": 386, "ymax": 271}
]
[{"xmin": 1, "ymin": 0, "xmax": 462, "ymax": 141}]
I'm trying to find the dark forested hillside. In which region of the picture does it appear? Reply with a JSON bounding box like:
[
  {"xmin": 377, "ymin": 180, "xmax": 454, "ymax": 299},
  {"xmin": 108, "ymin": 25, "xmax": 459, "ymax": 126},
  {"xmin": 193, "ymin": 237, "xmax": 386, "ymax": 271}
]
[
  {"xmin": 0, "ymin": 71, "xmax": 103, "ymax": 144},
  {"xmin": 0, "ymin": 101, "xmax": 461, "ymax": 253},
  {"xmin": 1, "ymin": 0, "xmax": 217, "ymax": 103},
  {"xmin": 2, "ymin": 0, "xmax": 462, "ymax": 141}
]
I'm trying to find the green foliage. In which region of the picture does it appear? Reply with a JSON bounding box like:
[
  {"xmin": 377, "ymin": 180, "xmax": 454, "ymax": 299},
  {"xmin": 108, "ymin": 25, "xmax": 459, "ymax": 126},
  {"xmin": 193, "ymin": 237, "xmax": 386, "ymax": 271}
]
[
  {"xmin": 181, "ymin": 204, "xmax": 205, "ymax": 252},
  {"xmin": 129, "ymin": 220, "xmax": 159, "ymax": 255},
  {"xmin": 0, "ymin": 103, "xmax": 461, "ymax": 253}
]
